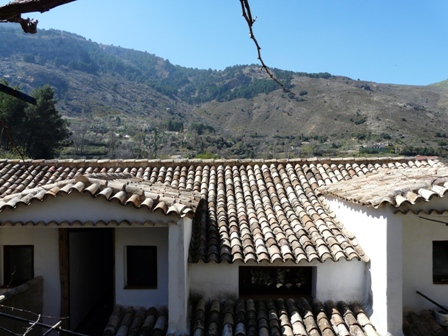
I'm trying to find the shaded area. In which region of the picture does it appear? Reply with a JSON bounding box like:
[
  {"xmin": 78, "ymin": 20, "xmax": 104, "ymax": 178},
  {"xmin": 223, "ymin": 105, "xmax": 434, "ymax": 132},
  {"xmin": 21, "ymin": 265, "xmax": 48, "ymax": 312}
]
[
  {"xmin": 102, "ymin": 305, "xmax": 167, "ymax": 336},
  {"xmin": 75, "ymin": 293, "xmax": 114, "ymax": 336},
  {"xmin": 403, "ymin": 310, "xmax": 448, "ymax": 336}
]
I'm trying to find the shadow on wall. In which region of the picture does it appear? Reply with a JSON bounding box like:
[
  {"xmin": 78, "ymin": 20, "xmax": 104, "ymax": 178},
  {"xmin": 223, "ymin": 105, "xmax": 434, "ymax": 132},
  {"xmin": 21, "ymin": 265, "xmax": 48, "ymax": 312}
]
[{"xmin": 363, "ymin": 261, "xmax": 373, "ymax": 317}]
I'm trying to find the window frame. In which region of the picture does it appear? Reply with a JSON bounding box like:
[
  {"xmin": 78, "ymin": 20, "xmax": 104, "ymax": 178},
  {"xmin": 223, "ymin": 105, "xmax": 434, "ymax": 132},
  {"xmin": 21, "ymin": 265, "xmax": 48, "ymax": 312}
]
[
  {"xmin": 3, "ymin": 245, "xmax": 34, "ymax": 287},
  {"xmin": 125, "ymin": 245, "xmax": 158, "ymax": 289},
  {"xmin": 433, "ymin": 240, "xmax": 448, "ymax": 284}
]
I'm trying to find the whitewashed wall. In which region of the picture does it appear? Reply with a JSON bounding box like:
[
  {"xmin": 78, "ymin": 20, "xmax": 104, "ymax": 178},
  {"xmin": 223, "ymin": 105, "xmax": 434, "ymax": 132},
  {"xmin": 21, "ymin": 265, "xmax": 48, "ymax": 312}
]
[
  {"xmin": 0, "ymin": 193, "xmax": 178, "ymax": 315},
  {"xmin": 190, "ymin": 262, "xmax": 239, "ymax": 299},
  {"xmin": 402, "ymin": 212, "xmax": 448, "ymax": 312},
  {"xmin": 325, "ymin": 196, "xmax": 403, "ymax": 336},
  {"xmin": 0, "ymin": 227, "xmax": 60, "ymax": 321},
  {"xmin": 0, "ymin": 192, "xmax": 179, "ymax": 224},
  {"xmin": 189, "ymin": 259, "xmax": 365, "ymax": 302},
  {"xmin": 167, "ymin": 217, "xmax": 192, "ymax": 334},
  {"xmin": 115, "ymin": 227, "xmax": 169, "ymax": 307}
]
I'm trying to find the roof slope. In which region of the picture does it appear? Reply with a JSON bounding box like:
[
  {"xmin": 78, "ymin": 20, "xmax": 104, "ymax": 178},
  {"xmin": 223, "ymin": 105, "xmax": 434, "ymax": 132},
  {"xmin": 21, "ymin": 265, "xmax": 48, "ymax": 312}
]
[
  {"xmin": 0, "ymin": 157, "xmax": 440, "ymax": 264},
  {"xmin": 191, "ymin": 297, "xmax": 379, "ymax": 336},
  {"xmin": 0, "ymin": 173, "xmax": 199, "ymax": 218},
  {"xmin": 102, "ymin": 297, "xmax": 379, "ymax": 336},
  {"xmin": 318, "ymin": 164, "xmax": 447, "ymax": 209}
]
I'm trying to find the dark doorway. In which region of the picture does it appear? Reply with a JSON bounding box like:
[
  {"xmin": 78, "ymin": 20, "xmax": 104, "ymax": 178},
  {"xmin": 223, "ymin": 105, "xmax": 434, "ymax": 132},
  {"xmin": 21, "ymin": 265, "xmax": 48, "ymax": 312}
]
[{"xmin": 68, "ymin": 229, "xmax": 114, "ymax": 333}]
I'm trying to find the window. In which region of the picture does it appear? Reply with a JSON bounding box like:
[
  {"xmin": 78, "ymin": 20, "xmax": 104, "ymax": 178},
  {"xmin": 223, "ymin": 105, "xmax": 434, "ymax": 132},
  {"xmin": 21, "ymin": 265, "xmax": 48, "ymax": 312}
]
[
  {"xmin": 433, "ymin": 241, "xmax": 448, "ymax": 284},
  {"xmin": 126, "ymin": 246, "xmax": 157, "ymax": 288},
  {"xmin": 239, "ymin": 266, "xmax": 313, "ymax": 299},
  {"xmin": 4, "ymin": 245, "xmax": 34, "ymax": 287}
]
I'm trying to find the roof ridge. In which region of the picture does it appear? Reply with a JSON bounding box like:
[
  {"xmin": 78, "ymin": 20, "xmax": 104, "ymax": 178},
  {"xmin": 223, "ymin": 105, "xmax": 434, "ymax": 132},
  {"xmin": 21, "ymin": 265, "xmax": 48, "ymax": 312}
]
[{"xmin": 0, "ymin": 156, "xmax": 434, "ymax": 169}]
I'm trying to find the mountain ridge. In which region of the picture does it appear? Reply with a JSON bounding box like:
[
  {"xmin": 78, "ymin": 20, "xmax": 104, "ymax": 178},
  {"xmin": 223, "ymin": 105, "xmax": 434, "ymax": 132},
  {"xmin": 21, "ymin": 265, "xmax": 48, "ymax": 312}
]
[{"xmin": 1, "ymin": 25, "xmax": 447, "ymax": 159}]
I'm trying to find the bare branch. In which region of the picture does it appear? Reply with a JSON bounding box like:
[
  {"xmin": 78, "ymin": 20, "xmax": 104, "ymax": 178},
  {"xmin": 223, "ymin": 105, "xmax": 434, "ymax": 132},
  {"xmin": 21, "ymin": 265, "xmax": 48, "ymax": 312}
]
[
  {"xmin": 0, "ymin": 0, "xmax": 76, "ymax": 33},
  {"xmin": 22, "ymin": 314, "xmax": 41, "ymax": 336},
  {"xmin": 0, "ymin": 311, "xmax": 87, "ymax": 336},
  {"xmin": 240, "ymin": 0, "xmax": 293, "ymax": 94}
]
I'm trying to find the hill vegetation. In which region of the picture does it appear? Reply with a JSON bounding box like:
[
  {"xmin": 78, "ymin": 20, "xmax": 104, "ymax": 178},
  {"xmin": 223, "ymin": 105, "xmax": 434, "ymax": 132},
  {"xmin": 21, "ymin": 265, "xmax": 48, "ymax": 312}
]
[{"xmin": 1, "ymin": 25, "xmax": 448, "ymax": 159}]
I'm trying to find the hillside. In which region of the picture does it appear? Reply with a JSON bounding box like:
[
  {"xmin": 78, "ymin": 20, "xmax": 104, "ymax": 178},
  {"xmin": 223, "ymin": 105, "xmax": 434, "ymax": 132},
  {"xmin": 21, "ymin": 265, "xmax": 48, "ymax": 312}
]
[{"xmin": 1, "ymin": 25, "xmax": 448, "ymax": 159}]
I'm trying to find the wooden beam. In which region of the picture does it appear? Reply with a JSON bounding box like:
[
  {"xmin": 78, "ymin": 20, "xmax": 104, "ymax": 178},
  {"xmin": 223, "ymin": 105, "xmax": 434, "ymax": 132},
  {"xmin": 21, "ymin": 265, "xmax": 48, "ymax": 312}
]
[{"xmin": 0, "ymin": 83, "xmax": 36, "ymax": 105}]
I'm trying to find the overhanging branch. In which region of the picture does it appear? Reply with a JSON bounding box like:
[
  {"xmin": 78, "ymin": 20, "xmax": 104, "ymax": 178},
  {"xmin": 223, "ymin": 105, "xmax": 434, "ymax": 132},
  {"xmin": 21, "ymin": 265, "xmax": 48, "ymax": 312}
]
[
  {"xmin": 0, "ymin": 0, "xmax": 76, "ymax": 33},
  {"xmin": 240, "ymin": 0, "xmax": 293, "ymax": 94}
]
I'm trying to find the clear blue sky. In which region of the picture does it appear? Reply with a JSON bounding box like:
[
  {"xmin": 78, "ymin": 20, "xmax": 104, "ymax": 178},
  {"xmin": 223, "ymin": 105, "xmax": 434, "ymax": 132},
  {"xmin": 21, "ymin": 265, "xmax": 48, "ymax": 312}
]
[{"xmin": 4, "ymin": 0, "xmax": 448, "ymax": 85}]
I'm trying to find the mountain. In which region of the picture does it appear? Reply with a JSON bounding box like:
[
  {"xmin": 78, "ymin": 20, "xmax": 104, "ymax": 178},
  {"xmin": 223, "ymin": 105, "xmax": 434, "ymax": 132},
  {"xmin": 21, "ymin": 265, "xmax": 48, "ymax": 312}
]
[{"xmin": 1, "ymin": 25, "xmax": 448, "ymax": 159}]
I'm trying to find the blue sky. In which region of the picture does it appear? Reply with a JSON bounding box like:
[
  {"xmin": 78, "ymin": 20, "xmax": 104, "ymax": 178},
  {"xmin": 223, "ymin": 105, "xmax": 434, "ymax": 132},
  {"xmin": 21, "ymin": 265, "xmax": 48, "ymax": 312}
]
[{"xmin": 4, "ymin": 0, "xmax": 448, "ymax": 85}]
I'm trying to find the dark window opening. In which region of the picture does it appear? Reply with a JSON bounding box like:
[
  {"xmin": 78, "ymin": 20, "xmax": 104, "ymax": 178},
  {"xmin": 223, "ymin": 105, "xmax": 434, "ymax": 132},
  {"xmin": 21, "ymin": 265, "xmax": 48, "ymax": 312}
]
[
  {"xmin": 126, "ymin": 246, "xmax": 157, "ymax": 289},
  {"xmin": 239, "ymin": 266, "xmax": 313, "ymax": 299},
  {"xmin": 433, "ymin": 241, "xmax": 448, "ymax": 284},
  {"xmin": 4, "ymin": 245, "xmax": 34, "ymax": 287}
]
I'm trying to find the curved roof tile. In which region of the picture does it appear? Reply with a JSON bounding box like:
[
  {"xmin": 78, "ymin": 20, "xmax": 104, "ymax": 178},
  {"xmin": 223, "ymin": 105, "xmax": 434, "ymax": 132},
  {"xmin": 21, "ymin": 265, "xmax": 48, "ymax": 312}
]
[
  {"xmin": 0, "ymin": 156, "xmax": 441, "ymax": 264},
  {"xmin": 319, "ymin": 165, "xmax": 448, "ymax": 209},
  {"xmin": 190, "ymin": 297, "xmax": 379, "ymax": 336}
]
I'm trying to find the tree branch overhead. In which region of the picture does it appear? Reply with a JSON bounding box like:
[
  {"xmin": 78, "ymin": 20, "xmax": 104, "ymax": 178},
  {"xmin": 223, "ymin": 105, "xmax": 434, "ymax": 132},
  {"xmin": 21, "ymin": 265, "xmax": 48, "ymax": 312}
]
[{"xmin": 0, "ymin": 0, "xmax": 76, "ymax": 33}]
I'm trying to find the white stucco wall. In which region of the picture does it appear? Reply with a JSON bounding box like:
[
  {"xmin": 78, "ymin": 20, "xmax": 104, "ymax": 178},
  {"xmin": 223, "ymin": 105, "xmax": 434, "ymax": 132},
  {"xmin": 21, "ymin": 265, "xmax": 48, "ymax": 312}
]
[
  {"xmin": 190, "ymin": 261, "xmax": 239, "ymax": 299},
  {"xmin": 115, "ymin": 227, "xmax": 169, "ymax": 307},
  {"xmin": 0, "ymin": 192, "xmax": 180, "ymax": 224},
  {"xmin": 189, "ymin": 259, "xmax": 365, "ymax": 302},
  {"xmin": 168, "ymin": 217, "xmax": 192, "ymax": 334},
  {"xmin": 402, "ymin": 212, "xmax": 448, "ymax": 312},
  {"xmin": 325, "ymin": 197, "xmax": 403, "ymax": 336},
  {"xmin": 0, "ymin": 227, "xmax": 60, "ymax": 320},
  {"xmin": 0, "ymin": 193, "xmax": 178, "ymax": 316}
]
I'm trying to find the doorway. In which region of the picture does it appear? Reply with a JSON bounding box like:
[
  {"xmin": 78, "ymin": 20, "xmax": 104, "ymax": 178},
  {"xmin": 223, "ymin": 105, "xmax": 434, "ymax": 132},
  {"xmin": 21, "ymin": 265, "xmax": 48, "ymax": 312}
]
[{"xmin": 68, "ymin": 228, "xmax": 114, "ymax": 332}]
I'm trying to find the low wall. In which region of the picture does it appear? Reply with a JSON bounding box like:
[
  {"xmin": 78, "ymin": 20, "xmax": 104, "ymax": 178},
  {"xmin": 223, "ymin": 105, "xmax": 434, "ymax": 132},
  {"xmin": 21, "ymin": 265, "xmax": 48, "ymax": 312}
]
[{"xmin": 0, "ymin": 276, "xmax": 44, "ymax": 336}]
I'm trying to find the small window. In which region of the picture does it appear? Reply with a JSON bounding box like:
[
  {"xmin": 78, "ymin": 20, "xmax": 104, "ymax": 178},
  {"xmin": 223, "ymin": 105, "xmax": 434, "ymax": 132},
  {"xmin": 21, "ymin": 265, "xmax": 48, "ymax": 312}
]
[
  {"xmin": 239, "ymin": 266, "xmax": 313, "ymax": 299},
  {"xmin": 433, "ymin": 241, "xmax": 448, "ymax": 284},
  {"xmin": 4, "ymin": 245, "xmax": 34, "ymax": 287},
  {"xmin": 126, "ymin": 246, "xmax": 157, "ymax": 289}
]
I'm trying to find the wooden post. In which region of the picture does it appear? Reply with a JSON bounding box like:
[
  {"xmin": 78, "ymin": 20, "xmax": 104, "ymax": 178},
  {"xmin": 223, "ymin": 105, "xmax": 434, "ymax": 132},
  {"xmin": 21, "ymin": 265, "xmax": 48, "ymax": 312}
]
[{"xmin": 59, "ymin": 228, "xmax": 70, "ymax": 329}]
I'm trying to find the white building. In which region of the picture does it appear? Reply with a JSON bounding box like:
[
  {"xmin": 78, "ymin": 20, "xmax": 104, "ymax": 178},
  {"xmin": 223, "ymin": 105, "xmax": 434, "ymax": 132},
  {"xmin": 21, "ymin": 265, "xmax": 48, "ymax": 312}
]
[{"xmin": 0, "ymin": 157, "xmax": 444, "ymax": 335}]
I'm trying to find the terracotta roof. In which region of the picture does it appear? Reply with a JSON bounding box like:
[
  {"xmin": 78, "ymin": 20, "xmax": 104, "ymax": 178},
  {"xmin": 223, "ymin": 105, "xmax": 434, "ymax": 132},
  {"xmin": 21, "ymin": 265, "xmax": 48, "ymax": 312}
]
[
  {"xmin": 403, "ymin": 310, "xmax": 448, "ymax": 336},
  {"xmin": 318, "ymin": 165, "xmax": 447, "ymax": 209},
  {"xmin": 102, "ymin": 297, "xmax": 379, "ymax": 336},
  {"xmin": 0, "ymin": 220, "xmax": 170, "ymax": 228},
  {"xmin": 190, "ymin": 297, "xmax": 379, "ymax": 336},
  {"xmin": 0, "ymin": 157, "xmax": 440, "ymax": 264},
  {"xmin": 103, "ymin": 305, "xmax": 167, "ymax": 336},
  {"xmin": 0, "ymin": 173, "xmax": 199, "ymax": 218}
]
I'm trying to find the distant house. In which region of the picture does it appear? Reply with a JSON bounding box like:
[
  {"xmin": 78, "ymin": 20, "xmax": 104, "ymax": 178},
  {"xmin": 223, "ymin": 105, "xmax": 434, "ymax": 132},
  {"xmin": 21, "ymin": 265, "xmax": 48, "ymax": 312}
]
[{"xmin": 0, "ymin": 157, "xmax": 444, "ymax": 335}]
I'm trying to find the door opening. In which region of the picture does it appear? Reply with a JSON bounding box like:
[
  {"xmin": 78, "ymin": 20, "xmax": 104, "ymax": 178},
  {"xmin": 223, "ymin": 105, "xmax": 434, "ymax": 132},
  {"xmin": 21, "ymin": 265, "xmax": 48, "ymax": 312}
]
[{"xmin": 68, "ymin": 228, "xmax": 114, "ymax": 332}]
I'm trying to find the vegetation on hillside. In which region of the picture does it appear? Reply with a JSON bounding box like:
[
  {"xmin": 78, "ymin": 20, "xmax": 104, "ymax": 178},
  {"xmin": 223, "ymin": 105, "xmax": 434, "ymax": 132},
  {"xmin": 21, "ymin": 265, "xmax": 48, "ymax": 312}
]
[
  {"xmin": 1, "ymin": 26, "xmax": 448, "ymax": 160},
  {"xmin": 0, "ymin": 82, "xmax": 71, "ymax": 158}
]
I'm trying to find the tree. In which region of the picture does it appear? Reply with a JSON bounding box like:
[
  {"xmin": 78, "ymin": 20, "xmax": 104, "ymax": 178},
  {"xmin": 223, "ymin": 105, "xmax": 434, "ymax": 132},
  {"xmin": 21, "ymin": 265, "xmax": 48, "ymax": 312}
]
[
  {"xmin": 23, "ymin": 85, "xmax": 71, "ymax": 158},
  {"xmin": 0, "ymin": 84, "xmax": 71, "ymax": 159}
]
